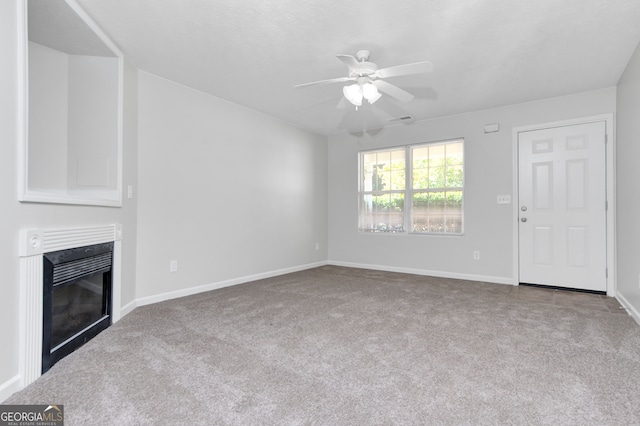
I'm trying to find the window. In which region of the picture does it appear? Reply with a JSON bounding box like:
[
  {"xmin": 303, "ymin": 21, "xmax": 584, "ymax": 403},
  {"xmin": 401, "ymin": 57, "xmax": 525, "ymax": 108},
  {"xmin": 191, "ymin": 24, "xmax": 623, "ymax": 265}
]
[{"xmin": 359, "ymin": 139, "xmax": 464, "ymax": 234}]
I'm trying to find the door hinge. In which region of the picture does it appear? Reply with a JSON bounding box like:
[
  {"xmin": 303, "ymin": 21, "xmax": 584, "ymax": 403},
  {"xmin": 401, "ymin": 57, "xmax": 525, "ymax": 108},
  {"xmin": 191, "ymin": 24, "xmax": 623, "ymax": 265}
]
[
  {"xmin": 606, "ymin": 268, "xmax": 608, "ymax": 278},
  {"xmin": 605, "ymin": 200, "xmax": 608, "ymax": 211},
  {"xmin": 605, "ymin": 134, "xmax": 608, "ymax": 144}
]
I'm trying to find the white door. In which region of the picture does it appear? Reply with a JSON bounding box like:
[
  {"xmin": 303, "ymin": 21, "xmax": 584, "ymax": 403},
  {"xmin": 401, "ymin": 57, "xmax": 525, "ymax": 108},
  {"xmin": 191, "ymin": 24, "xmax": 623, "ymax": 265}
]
[{"xmin": 518, "ymin": 121, "xmax": 607, "ymax": 292}]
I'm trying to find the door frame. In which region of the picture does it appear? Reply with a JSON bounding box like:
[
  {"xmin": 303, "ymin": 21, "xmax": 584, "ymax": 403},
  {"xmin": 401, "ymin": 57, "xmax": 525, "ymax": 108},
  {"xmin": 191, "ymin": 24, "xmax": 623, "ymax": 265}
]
[{"xmin": 511, "ymin": 114, "xmax": 615, "ymax": 296}]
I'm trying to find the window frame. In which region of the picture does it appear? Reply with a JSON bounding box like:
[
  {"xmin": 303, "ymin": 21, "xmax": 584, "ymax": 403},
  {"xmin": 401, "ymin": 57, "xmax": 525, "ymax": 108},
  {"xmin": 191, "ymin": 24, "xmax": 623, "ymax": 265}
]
[{"xmin": 358, "ymin": 138, "xmax": 465, "ymax": 235}]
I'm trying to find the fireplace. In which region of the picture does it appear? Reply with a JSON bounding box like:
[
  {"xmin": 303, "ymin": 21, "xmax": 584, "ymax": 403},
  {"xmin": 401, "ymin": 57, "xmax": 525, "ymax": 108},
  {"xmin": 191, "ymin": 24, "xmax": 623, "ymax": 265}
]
[
  {"xmin": 19, "ymin": 224, "xmax": 122, "ymax": 388},
  {"xmin": 42, "ymin": 242, "xmax": 113, "ymax": 373}
]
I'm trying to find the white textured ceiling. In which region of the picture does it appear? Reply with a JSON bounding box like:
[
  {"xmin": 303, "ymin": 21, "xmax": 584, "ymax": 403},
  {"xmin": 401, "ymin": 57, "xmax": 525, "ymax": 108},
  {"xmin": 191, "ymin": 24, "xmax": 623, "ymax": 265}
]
[{"xmin": 69, "ymin": 0, "xmax": 640, "ymax": 135}]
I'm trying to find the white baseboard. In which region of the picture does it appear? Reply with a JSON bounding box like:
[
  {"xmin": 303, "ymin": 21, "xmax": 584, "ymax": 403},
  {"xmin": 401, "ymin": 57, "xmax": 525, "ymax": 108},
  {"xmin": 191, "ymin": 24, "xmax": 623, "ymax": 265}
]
[
  {"xmin": 0, "ymin": 375, "xmax": 22, "ymax": 403},
  {"xmin": 616, "ymin": 291, "xmax": 640, "ymax": 326},
  {"xmin": 118, "ymin": 299, "xmax": 137, "ymax": 320},
  {"xmin": 328, "ymin": 260, "xmax": 516, "ymax": 286},
  {"xmin": 135, "ymin": 261, "xmax": 329, "ymax": 307}
]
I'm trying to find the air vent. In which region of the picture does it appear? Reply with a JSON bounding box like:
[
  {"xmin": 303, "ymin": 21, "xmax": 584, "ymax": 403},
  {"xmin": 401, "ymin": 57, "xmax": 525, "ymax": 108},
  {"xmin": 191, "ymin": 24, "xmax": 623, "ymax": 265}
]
[{"xmin": 388, "ymin": 116, "xmax": 414, "ymax": 122}]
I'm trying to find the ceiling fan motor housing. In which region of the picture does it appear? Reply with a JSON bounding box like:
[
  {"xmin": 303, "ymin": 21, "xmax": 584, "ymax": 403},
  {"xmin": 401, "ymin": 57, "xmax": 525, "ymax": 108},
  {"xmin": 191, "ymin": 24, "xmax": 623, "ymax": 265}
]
[
  {"xmin": 347, "ymin": 49, "xmax": 378, "ymax": 78},
  {"xmin": 350, "ymin": 66, "xmax": 378, "ymax": 78},
  {"xmin": 355, "ymin": 49, "xmax": 371, "ymax": 61}
]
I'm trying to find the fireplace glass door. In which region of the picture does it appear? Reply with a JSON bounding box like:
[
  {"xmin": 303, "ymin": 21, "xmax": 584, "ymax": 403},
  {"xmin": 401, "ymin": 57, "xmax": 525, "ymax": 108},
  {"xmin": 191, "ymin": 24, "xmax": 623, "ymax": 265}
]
[{"xmin": 42, "ymin": 242, "xmax": 113, "ymax": 373}]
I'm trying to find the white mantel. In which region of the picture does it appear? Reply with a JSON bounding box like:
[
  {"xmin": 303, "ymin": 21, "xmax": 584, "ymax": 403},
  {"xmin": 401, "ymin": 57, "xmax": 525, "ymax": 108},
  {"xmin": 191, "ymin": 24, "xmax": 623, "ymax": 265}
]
[{"xmin": 18, "ymin": 224, "xmax": 122, "ymax": 388}]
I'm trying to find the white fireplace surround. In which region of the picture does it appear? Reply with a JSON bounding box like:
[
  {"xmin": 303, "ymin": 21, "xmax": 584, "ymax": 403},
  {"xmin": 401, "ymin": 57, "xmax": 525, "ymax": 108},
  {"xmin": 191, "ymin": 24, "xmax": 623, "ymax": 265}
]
[{"xmin": 18, "ymin": 224, "xmax": 122, "ymax": 388}]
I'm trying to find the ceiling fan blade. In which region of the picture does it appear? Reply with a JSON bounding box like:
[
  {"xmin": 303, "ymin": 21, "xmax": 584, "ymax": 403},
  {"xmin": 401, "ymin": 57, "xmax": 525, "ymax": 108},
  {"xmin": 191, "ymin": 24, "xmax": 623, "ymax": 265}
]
[
  {"xmin": 375, "ymin": 61, "xmax": 434, "ymax": 79},
  {"xmin": 336, "ymin": 54, "xmax": 359, "ymax": 69},
  {"xmin": 336, "ymin": 98, "xmax": 347, "ymax": 109},
  {"xmin": 294, "ymin": 76, "xmax": 352, "ymax": 88},
  {"xmin": 374, "ymin": 80, "xmax": 415, "ymax": 103}
]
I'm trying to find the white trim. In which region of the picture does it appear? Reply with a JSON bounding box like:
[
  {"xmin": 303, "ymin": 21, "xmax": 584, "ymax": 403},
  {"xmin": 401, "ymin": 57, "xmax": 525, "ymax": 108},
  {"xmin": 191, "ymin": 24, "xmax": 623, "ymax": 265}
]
[
  {"xmin": 328, "ymin": 260, "xmax": 514, "ymax": 285},
  {"xmin": 119, "ymin": 299, "xmax": 137, "ymax": 318},
  {"xmin": 511, "ymin": 114, "xmax": 616, "ymax": 295},
  {"xmin": 16, "ymin": 0, "xmax": 27, "ymax": 201},
  {"xmin": 64, "ymin": 0, "xmax": 123, "ymax": 58},
  {"xmin": 18, "ymin": 255, "xmax": 43, "ymax": 389},
  {"xmin": 616, "ymin": 292, "xmax": 640, "ymax": 327},
  {"xmin": 136, "ymin": 261, "xmax": 329, "ymax": 307},
  {"xmin": 111, "ymin": 240, "xmax": 123, "ymax": 322},
  {"xmin": 0, "ymin": 375, "xmax": 22, "ymax": 403}
]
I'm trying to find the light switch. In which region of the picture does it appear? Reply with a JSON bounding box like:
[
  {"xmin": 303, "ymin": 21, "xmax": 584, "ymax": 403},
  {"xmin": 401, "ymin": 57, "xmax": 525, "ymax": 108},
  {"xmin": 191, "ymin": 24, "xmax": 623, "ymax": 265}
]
[{"xmin": 127, "ymin": 185, "xmax": 134, "ymax": 199}]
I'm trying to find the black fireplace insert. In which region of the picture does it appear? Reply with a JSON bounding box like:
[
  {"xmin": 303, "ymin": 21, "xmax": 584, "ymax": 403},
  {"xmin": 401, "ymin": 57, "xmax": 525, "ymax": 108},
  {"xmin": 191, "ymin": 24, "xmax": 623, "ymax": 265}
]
[{"xmin": 42, "ymin": 242, "xmax": 113, "ymax": 373}]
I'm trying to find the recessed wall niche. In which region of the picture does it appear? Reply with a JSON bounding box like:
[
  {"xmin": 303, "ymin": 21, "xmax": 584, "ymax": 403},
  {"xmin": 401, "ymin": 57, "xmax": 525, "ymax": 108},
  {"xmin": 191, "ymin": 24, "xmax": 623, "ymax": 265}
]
[{"xmin": 19, "ymin": 0, "xmax": 123, "ymax": 206}]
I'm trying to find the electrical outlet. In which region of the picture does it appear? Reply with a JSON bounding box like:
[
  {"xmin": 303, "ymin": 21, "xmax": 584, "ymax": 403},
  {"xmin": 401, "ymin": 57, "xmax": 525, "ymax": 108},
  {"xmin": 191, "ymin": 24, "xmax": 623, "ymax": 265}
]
[
  {"xmin": 315, "ymin": 242, "xmax": 320, "ymax": 251},
  {"xmin": 169, "ymin": 260, "xmax": 178, "ymax": 273},
  {"xmin": 473, "ymin": 251, "xmax": 480, "ymax": 261}
]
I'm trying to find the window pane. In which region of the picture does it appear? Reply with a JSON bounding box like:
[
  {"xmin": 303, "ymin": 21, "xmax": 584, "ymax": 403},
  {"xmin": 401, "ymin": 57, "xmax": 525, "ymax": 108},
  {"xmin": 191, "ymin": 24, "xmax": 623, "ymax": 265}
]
[
  {"xmin": 446, "ymin": 142, "xmax": 463, "ymax": 165},
  {"xmin": 390, "ymin": 170, "xmax": 405, "ymax": 190},
  {"xmin": 380, "ymin": 170, "xmax": 391, "ymax": 191},
  {"xmin": 429, "ymin": 192, "xmax": 446, "ymax": 233},
  {"xmin": 413, "ymin": 191, "xmax": 457, "ymax": 233},
  {"xmin": 412, "ymin": 192, "xmax": 430, "ymax": 232},
  {"xmin": 362, "ymin": 149, "xmax": 406, "ymax": 192},
  {"xmin": 446, "ymin": 165, "xmax": 463, "ymax": 188},
  {"xmin": 412, "ymin": 146, "xmax": 428, "ymax": 190},
  {"xmin": 360, "ymin": 193, "xmax": 405, "ymax": 232},
  {"xmin": 388, "ymin": 150, "xmax": 405, "ymax": 189},
  {"xmin": 369, "ymin": 165, "xmax": 385, "ymax": 191},
  {"xmin": 413, "ymin": 146, "xmax": 429, "ymax": 168},
  {"xmin": 428, "ymin": 166, "xmax": 444, "ymax": 189},
  {"xmin": 429, "ymin": 144, "xmax": 445, "ymax": 167},
  {"xmin": 445, "ymin": 191, "xmax": 463, "ymax": 233},
  {"xmin": 376, "ymin": 151, "xmax": 391, "ymax": 168},
  {"xmin": 362, "ymin": 152, "xmax": 377, "ymax": 174},
  {"xmin": 391, "ymin": 149, "xmax": 405, "ymax": 169}
]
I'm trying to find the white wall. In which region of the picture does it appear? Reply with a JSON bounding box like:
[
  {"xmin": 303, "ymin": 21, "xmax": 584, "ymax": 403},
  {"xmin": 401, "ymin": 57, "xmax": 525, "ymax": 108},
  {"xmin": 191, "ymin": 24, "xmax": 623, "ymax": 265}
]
[
  {"xmin": 67, "ymin": 54, "xmax": 119, "ymax": 189},
  {"xmin": 135, "ymin": 71, "xmax": 328, "ymax": 302},
  {"xmin": 616, "ymin": 40, "xmax": 640, "ymax": 321},
  {"xmin": 328, "ymin": 88, "xmax": 616, "ymax": 283},
  {"xmin": 28, "ymin": 42, "xmax": 69, "ymax": 190},
  {"xmin": 28, "ymin": 43, "xmax": 120, "ymax": 192},
  {"xmin": 0, "ymin": 0, "xmax": 138, "ymax": 401}
]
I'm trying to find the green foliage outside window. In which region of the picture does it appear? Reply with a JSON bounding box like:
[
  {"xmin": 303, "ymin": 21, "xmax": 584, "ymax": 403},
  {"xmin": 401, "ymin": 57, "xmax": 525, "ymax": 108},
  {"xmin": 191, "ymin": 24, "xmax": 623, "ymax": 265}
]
[{"xmin": 367, "ymin": 156, "xmax": 463, "ymax": 210}]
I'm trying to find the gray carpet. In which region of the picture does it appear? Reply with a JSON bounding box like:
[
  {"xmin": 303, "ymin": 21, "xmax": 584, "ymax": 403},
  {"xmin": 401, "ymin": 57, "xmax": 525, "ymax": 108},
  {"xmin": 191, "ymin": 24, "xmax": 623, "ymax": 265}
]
[{"xmin": 6, "ymin": 266, "xmax": 640, "ymax": 425}]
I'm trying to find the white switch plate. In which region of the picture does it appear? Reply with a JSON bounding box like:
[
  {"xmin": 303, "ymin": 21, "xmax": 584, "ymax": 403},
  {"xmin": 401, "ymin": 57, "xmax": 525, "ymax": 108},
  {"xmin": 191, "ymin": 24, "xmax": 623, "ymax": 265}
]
[
  {"xmin": 169, "ymin": 260, "xmax": 178, "ymax": 273},
  {"xmin": 497, "ymin": 194, "xmax": 511, "ymax": 204},
  {"xmin": 127, "ymin": 185, "xmax": 134, "ymax": 199}
]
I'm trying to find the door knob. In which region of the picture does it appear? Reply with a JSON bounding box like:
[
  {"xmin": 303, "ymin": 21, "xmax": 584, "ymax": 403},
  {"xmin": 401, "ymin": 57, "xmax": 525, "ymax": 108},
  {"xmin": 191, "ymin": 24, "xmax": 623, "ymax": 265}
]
[
  {"xmin": 521, "ymin": 206, "xmax": 528, "ymax": 211},
  {"xmin": 521, "ymin": 217, "xmax": 527, "ymax": 222}
]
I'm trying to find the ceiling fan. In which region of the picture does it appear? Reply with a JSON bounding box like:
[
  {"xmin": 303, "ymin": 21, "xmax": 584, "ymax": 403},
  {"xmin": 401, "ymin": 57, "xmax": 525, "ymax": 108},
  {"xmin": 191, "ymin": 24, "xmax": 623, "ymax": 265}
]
[{"xmin": 295, "ymin": 49, "xmax": 433, "ymax": 107}]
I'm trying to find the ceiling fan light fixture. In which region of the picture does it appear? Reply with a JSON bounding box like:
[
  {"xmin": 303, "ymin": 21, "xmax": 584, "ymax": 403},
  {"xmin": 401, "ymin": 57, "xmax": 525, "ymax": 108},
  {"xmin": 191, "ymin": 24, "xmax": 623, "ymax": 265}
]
[
  {"xmin": 343, "ymin": 84, "xmax": 363, "ymax": 106},
  {"xmin": 368, "ymin": 92, "xmax": 382, "ymax": 104},
  {"xmin": 362, "ymin": 82, "xmax": 381, "ymax": 104}
]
